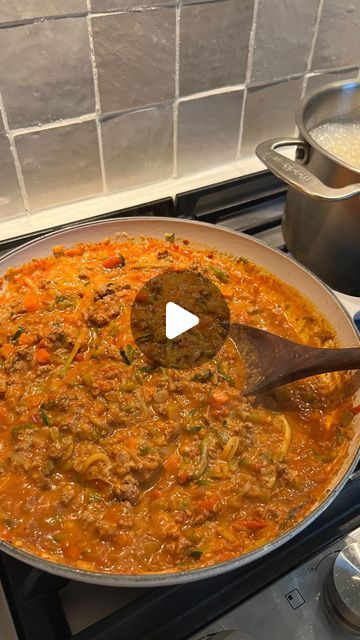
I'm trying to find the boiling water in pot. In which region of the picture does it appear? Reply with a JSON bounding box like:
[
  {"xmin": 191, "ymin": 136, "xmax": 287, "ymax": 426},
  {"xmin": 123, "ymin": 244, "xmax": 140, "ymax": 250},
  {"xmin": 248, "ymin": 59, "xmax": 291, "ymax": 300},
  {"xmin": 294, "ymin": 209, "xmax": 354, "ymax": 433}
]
[{"xmin": 310, "ymin": 120, "xmax": 360, "ymax": 169}]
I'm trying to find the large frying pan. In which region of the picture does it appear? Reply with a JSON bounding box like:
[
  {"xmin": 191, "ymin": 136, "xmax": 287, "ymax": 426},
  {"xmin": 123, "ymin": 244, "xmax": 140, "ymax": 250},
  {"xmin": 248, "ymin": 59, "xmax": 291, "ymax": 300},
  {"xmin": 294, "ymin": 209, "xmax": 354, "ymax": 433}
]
[{"xmin": 0, "ymin": 217, "xmax": 359, "ymax": 587}]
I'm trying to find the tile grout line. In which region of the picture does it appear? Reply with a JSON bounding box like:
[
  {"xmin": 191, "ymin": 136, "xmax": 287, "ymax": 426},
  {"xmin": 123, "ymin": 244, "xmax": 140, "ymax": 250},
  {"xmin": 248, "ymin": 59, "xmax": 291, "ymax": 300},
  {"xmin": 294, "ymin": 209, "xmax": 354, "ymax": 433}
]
[
  {"xmin": 172, "ymin": 3, "xmax": 181, "ymax": 178},
  {"xmin": 0, "ymin": 90, "xmax": 30, "ymax": 214},
  {"xmin": 86, "ymin": 1, "xmax": 108, "ymax": 194},
  {"xmin": 306, "ymin": 64, "xmax": 360, "ymax": 78},
  {"xmin": 301, "ymin": 0, "xmax": 324, "ymax": 100},
  {"xmin": 179, "ymin": 83, "xmax": 246, "ymax": 102},
  {"xmin": 12, "ymin": 113, "xmax": 97, "ymax": 137},
  {"xmin": 236, "ymin": 0, "xmax": 259, "ymax": 159}
]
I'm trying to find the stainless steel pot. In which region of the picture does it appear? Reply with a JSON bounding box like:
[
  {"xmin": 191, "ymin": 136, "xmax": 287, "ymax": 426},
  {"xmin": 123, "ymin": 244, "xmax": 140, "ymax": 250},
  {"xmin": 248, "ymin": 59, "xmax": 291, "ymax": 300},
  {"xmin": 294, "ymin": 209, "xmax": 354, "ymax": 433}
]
[
  {"xmin": 0, "ymin": 217, "xmax": 359, "ymax": 587},
  {"xmin": 256, "ymin": 80, "xmax": 360, "ymax": 296}
]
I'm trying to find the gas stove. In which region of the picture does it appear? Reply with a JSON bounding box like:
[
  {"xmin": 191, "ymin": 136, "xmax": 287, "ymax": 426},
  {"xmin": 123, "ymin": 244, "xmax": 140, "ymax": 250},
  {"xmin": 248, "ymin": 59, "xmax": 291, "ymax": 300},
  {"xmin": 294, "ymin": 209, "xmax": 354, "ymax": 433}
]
[{"xmin": 0, "ymin": 171, "xmax": 358, "ymax": 640}]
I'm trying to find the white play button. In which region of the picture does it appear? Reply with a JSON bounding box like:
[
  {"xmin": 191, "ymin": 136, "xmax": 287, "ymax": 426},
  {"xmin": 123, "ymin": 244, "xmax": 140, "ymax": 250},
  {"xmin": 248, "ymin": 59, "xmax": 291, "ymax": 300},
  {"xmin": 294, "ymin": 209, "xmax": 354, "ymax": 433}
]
[{"xmin": 165, "ymin": 302, "xmax": 199, "ymax": 340}]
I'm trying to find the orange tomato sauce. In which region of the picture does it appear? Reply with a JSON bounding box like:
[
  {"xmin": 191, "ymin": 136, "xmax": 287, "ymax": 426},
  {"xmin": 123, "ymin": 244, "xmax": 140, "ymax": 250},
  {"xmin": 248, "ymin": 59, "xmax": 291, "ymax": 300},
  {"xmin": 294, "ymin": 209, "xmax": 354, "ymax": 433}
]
[{"xmin": 0, "ymin": 234, "xmax": 356, "ymax": 574}]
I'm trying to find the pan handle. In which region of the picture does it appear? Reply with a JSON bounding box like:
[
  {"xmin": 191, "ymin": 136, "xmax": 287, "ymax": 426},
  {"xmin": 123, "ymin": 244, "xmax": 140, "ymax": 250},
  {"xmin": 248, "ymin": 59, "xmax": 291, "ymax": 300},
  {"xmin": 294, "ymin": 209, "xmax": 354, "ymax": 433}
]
[{"xmin": 256, "ymin": 137, "xmax": 360, "ymax": 202}]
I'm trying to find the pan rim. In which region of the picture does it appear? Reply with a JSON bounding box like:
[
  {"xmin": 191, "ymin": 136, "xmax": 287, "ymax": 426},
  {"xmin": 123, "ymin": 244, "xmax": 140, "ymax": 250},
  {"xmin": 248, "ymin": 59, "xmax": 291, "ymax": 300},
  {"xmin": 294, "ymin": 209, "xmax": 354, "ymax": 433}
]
[{"xmin": 0, "ymin": 215, "xmax": 358, "ymax": 587}]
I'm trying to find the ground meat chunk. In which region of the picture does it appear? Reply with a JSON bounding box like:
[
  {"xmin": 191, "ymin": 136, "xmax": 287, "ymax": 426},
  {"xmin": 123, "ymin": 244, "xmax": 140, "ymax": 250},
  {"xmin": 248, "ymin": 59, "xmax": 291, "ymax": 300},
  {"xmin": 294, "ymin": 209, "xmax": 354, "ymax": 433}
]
[
  {"xmin": 113, "ymin": 475, "xmax": 140, "ymax": 505},
  {"xmin": 278, "ymin": 463, "xmax": 298, "ymax": 486},
  {"xmin": 5, "ymin": 346, "xmax": 33, "ymax": 373},
  {"xmin": 86, "ymin": 297, "xmax": 121, "ymax": 327},
  {"xmin": 94, "ymin": 282, "xmax": 115, "ymax": 301},
  {"xmin": 60, "ymin": 485, "xmax": 75, "ymax": 505},
  {"xmin": 48, "ymin": 435, "xmax": 74, "ymax": 461}
]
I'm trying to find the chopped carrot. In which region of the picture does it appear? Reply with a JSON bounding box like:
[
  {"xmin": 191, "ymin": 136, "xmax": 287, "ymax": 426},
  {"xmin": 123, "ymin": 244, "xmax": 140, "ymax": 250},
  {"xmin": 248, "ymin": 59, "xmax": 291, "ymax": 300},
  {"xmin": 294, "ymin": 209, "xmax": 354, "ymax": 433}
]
[
  {"xmin": 63, "ymin": 246, "xmax": 84, "ymax": 257},
  {"xmin": 126, "ymin": 436, "xmax": 137, "ymax": 450},
  {"xmin": 23, "ymin": 293, "xmax": 40, "ymax": 312},
  {"xmin": 0, "ymin": 344, "xmax": 12, "ymax": 359},
  {"xmin": 210, "ymin": 390, "xmax": 229, "ymax": 406},
  {"xmin": 36, "ymin": 348, "xmax": 51, "ymax": 364},
  {"xmin": 103, "ymin": 256, "xmax": 122, "ymax": 269},
  {"xmin": 52, "ymin": 244, "xmax": 64, "ymax": 256},
  {"xmin": 18, "ymin": 332, "xmax": 34, "ymax": 346},
  {"xmin": 236, "ymin": 519, "xmax": 267, "ymax": 530},
  {"xmin": 164, "ymin": 452, "xmax": 180, "ymax": 475}
]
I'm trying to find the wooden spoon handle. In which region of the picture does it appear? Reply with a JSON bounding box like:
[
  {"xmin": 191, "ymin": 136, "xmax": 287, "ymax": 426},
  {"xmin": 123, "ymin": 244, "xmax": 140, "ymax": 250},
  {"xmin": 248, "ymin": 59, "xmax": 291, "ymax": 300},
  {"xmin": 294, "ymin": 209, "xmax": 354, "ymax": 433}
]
[
  {"xmin": 285, "ymin": 346, "xmax": 360, "ymax": 379},
  {"xmin": 253, "ymin": 345, "xmax": 360, "ymax": 393}
]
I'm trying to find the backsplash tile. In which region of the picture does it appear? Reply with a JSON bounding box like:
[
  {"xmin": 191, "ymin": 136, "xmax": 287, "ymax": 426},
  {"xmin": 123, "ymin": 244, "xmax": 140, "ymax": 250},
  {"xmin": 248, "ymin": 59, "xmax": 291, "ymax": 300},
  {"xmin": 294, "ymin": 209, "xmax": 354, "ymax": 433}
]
[
  {"xmin": 251, "ymin": 0, "xmax": 320, "ymax": 83},
  {"xmin": 0, "ymin": 2, "xmax": 358, "ymax": 230},
  {"xmin": 179, "ymin": 0, "xmax": 254, "ymax": 96},
  {"xmin": 0, "ymin": 17, "xmax": 94, "ymax": 129},
  {"xmin": 0, "ymin": 135, "xmax": 24, "ymax": 219},
  {"xmin": 15, "ymin": 121, "xmax": 102, "ymax": 211},
  {"xmin": 177, "ymin": 90, "xmax": 244, "ymax": 176},
  {"xmin": 241, "ymin": 78, "xmax": 303, "ymax": 156},
  {"xmin": 0, "ymin": 1, "xmax": 87, "ymax": 23},
  {"xmin": 91, "ymin": 0, "xmax": 175, "ymax": 9},
  {"xmin": 312, "ymin": 0, "xmax": 360, "ymax": 70},
  {"xmin": 306, "ymin": 67, "xmax": 359, "ymax": 95},
  {"xmin": 92, "ymin": 9, "xmax": 176, "ymax": 114},
  {"xmin": 101, "ymin": 104, "xmax": 173, "ymax": 191}
]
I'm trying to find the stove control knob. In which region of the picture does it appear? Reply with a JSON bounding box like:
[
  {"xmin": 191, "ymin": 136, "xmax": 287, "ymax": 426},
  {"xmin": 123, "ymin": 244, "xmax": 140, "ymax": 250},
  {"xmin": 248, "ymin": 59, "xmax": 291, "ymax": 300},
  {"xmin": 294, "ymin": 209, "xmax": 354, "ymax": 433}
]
[{"xmin": 323, "ymin": 542, "xmax": 360, "ymax": 635}]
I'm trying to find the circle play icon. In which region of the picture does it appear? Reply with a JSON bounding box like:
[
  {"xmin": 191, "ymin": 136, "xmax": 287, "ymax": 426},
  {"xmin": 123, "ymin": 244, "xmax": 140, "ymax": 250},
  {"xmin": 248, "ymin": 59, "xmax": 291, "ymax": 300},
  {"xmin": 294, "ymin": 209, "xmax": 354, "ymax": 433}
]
[{"xmin": 130, "ymin": 270, "xmax": 230, "ymax": 369}]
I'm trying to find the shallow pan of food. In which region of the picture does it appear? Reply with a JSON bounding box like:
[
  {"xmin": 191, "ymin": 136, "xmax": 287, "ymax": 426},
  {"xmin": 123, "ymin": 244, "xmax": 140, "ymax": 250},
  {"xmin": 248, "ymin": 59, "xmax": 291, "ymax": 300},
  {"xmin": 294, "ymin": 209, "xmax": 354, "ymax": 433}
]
[{"xmin": 0, "ymin": 217, "xmax": 358, "ymax": 587}]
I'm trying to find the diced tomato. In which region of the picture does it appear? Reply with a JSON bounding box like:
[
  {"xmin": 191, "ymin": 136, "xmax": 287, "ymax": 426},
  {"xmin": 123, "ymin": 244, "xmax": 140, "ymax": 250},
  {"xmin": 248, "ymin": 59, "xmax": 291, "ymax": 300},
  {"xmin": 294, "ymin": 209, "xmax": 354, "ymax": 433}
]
[
  {"xmin": 164, "ymin": 453, "xmax": 180, "ymax": 475},
  {"xmin": 23, "ymin": 294, "xmax": 40, "ymax": 312},
  {"xmin": 149, "ymin": 489, "xmax": 162, "ymax": 501},
  {"xmin": 352, "ymin": 405, "xmax": 360, "ymax": 415},
  {"xmin": 177, "ymin": 470, "xmax": 190, "ymax": 484},
  {"xmin": 61, "ymin": 540, "xmax": 81, "ymax": 562},
  {"xmin": 236, "ymin": 519, "xmax": 267, "ymax": 530},
  {"xmin": 36, "ymin": 348, "xmax": 51, "ymax": 364},
  {"xmin": 0, "ymin": 344, "xmax": 12, "ymax": 359},
  {"xmin": 103, "ymin": 256, "xmax": 122, "ymax": 269},
  {"xmin": 198, "ymin": 494, "xmax": 219, "ymax": 511}
]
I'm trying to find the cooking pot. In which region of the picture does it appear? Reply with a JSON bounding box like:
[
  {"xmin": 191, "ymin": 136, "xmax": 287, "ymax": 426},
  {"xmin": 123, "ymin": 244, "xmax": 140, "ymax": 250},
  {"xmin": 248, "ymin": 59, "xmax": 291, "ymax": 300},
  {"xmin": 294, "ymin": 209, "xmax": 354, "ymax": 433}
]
[
  {"xmin": 256, "ymin": 80, "xmax": 360, "ymax": 296},
  {"xmin": 0, "ymin": 217, "xmax": 359, "ymax": 586}
]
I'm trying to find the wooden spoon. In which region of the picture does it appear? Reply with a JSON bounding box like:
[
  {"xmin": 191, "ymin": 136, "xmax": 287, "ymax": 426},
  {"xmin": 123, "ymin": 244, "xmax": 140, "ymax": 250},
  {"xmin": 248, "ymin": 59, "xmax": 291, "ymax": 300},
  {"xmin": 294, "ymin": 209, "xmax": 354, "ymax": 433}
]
[{"xmin": 228, "ymin": 323, "xmax": 360, "ymax": 395}]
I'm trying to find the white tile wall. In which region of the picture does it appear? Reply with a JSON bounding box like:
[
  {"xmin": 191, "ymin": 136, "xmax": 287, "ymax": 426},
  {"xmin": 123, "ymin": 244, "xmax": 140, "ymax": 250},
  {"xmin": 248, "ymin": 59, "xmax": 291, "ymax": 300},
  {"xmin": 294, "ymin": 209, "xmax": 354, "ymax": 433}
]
[{"xmin": 0, "ymin": 0, "xmax": 358, "ymax": 225}]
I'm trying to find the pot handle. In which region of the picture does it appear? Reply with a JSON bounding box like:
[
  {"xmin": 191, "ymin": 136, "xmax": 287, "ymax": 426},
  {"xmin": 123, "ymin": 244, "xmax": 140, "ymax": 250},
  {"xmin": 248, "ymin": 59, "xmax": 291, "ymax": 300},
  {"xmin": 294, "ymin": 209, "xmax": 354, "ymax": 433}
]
[{"xmin": 256, "ymin": 137, "xmax": 360, "ymax": 201}]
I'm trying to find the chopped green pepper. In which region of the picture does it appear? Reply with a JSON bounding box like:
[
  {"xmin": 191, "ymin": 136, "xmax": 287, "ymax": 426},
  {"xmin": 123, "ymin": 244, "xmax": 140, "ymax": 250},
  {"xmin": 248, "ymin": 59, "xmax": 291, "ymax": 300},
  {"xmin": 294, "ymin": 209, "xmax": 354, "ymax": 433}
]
[
  {"xmin": 192, "ymin": 370, "xmax": 213, "ymax": 383},
  {"xmin": 12, "ymin": 423, "xmax": 33, "ymax": 438},
  {"xmin": 40, "ymin": 404, "xmax": 51, "ymax": 426},
  {"xmin": 11, "ymin": 327, "xmax": 25, "ymax": 343},
  {"xmin": 210, "ymin": 266, "xmax": 229, "ymax": 283},
  {"xmin": 340, "ymin": 409, "xmax": 354, "ymax": 428},
  {"xmin": 120, "ymin": 344, "xmax": 137, "ymax": 365}
]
